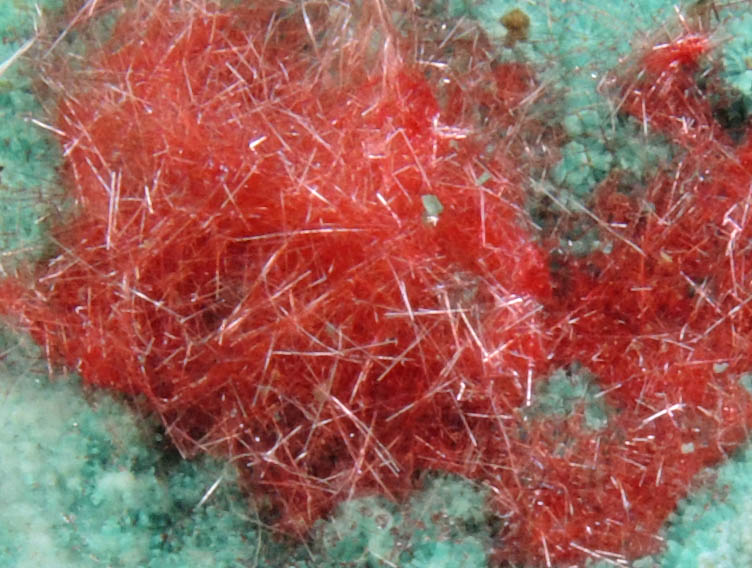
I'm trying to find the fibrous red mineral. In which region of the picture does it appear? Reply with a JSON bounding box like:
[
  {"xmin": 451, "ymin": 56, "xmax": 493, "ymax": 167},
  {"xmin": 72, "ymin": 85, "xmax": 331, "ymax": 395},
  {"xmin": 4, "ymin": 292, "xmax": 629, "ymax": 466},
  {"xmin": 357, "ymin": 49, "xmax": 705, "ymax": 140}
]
[
  {"xmin": 542, "ymin": 29, "xmax": 752, "ymax": 564},
  {"xmin": 3, "ymin": 0, "xmax": 552, "ymax": 544},
  {"xmin": 4, "ymin": 2, "xmax": 752, "ymax": 566}
]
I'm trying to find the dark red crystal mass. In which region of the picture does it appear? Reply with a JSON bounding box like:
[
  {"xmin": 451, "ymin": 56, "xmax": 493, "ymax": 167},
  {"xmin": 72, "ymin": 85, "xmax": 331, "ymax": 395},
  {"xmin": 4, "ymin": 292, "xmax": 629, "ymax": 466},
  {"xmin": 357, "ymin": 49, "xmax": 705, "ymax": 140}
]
[
  {"xmin": 2, "ymin": 0, "xmax": 551, "ymax": 543},
  {"xmin": 4, "ymin": 2, "xmax": 752, "ymax": 566}
]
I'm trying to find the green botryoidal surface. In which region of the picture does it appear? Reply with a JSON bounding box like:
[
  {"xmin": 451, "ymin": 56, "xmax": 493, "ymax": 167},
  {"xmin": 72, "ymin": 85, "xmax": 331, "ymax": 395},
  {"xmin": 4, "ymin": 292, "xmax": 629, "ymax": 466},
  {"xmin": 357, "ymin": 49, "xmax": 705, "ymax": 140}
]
[
  {"xmin": 0, "ymin": 0, "xmax": 63, "ymax": 272},
  {"xmin": 453, "ymin": 0, "xmax": 680, "ymax": 206},
  {"xmin": 0, "ymin": 328, "xmax": 270, "ymax": 567},
  {"xmin": 526, "ymin": 364, "xmax": 610, "ymax": 432},
  {"xmin": 309, "ymin": 474, "xmax": 492, "ymax": 567},
  {"xmin": 659, "ymin": 442, "xmax": 752, "ymax": 568}
]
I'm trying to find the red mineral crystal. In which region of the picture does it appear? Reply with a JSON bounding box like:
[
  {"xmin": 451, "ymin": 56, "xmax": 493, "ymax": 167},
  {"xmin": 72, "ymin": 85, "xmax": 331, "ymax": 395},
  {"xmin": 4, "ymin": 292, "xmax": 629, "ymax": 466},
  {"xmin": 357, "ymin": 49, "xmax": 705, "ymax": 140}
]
[
  {"xmin": 5, "ymin": 1, "xmax": 752, "ymax": 566},
  {"xmin": 1, "ymin": 0, "xmax": 551, "ymax": 544},
  {"xmin": 538, "ymin": 27, "xmax": 752, "ymax": 564}
]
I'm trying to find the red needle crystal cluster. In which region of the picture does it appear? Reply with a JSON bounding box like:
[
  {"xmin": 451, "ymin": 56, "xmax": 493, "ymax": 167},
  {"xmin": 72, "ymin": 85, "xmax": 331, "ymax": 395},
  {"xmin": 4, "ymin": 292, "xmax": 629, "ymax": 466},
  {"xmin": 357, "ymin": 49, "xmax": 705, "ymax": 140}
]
[
  {"xmin": 5, "ymin": 0, "xmax": 552, "ymax": 548},
  {"xmin": 3, "ymin": 1, "xmax": 752, "ymax": 565}
]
